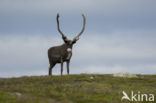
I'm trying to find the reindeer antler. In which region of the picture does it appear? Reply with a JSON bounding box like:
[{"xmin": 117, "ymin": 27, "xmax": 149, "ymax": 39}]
[
  {"xmin": 72, "ymin": 14, "xmax": 86, "ymax": 42},
  {"xmin": 56, "ymin": 13, "xmax": 69, "ymax": 41}
]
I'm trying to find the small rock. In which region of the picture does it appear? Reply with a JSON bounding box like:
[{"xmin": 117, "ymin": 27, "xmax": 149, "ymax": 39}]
[
  {"xmin": 90, "ymin": 76, "xmax": 94, "ymax": 79},
  {"xmin": 15, "ymin": 92, "xmax": 22, "ymax": 97},
  {"xmin": 113, "ymin": 72, "xmax": 138, "ymax": 78}
]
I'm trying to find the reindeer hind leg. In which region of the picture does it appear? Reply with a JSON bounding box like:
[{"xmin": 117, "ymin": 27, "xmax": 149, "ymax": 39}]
[{"xmin": 49, "ymin": 63, "xmax": 56, "ymax": 76}]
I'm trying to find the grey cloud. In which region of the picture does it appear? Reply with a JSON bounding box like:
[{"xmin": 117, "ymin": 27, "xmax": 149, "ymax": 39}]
[
  {"xmin": 0, "ymin": 0, "xmax": 156, "ymax": 35},
  {"xmin": 0, "ymin": 0, "xmax": 156, "ymax": 14},
  {"xmin": 0, "ymin": 0, "xmax": 156, "ymax": 77},
  {"xmin": 0, "ymin": 30, "xmax": 156, "ymax": 77}
]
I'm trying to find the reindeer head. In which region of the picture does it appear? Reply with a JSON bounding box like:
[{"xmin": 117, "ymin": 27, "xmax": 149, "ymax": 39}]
[{"xmin": 56, "ymin": 13, "xmax": 86, "ymax": 48}]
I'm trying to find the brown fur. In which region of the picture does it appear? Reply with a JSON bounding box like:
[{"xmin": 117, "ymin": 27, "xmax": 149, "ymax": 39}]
[{"xmin": 48, "ymin": 13, "xmax": 86, "ymax": 76}]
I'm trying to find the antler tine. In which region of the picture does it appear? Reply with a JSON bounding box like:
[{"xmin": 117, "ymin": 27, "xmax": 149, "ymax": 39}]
[
  {"xmin": 56, "ymin": 13, "xmax": 68, "ymax": 40},
  {"xmin": 73, "ymin": 14, "xmax": 86, "ymax": 41}
]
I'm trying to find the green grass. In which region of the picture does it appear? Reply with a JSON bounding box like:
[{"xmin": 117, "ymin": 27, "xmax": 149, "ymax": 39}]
[{"xmin": 0, "ymin": 74, "xmax": 156, "ymax": 103}]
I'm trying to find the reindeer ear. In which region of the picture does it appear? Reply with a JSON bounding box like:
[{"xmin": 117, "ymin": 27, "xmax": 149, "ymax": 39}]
[
  {"xmin": 72, "ymin": 40, "xmax": 77, "ymax": 44},
  {"xmin": 62, "ymin": 36, "xmax": 69, "ymax": 43},
  {"xmin": 64, "ymin": 40, "xmax": 69, "ymax": 43},
  {"xmin": 72, "ymin": 37, "xmax": 79, "ymax": 44},
  {"xmin": 72, "ymin": 41, "xmax": 75, "ymax": 44},
  {"xmin": 62, "ymin": 36, "xmax": 67, "ymax": 40}
]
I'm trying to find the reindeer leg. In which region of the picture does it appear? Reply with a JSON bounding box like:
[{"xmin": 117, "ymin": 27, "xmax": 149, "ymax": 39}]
[
  {"xmin": 66, "ymin": 61, "xmax": 70, "ymax": 75},
  {"xmin": 61, "ymin": 58, "xmax": 63, "ymax": 76},
  {"xmin": 49, "ymin": 63, "xmax": 56, "ymax": 76},
  {"xmin": 49, "ymin": 65, "xmax": 52, "ymax": 76}
]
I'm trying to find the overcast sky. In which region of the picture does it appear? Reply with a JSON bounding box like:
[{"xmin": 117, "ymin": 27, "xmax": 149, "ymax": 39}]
[{"xmin": 0, "ymin": 0, "xmax": 156, "ymax": 77}]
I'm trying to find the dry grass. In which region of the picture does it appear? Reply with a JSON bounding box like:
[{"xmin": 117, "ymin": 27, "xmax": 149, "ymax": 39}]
[{"xmin": 0, "ymin": 74, "xmax": 156, "ymax": 103}]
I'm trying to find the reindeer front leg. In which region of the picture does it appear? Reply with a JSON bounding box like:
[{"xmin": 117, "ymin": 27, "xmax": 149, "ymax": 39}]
[
  {"xmin": 61, "ymin": 57, "xmax": 63, "ymax": 75},
  {"xmin": 66, "ymin": 61, "xmax": 70, "ymax": 75}
]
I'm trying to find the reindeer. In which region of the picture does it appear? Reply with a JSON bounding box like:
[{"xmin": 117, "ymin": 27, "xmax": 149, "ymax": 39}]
[{"xmin": 48, "ymin": 13, "xmax": 86, "ymax": 76}]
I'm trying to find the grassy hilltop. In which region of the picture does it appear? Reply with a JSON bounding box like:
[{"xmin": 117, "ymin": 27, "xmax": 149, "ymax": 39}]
[{"xmin": 0, "ymin": 74, "xmax": 156, "ymax": 103}]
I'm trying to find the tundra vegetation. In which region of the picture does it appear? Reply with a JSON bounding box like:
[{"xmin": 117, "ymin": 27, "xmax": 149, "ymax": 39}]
[{"xmin": 0, "ymin": 74, "xmax": 156, "ymax": 103}]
